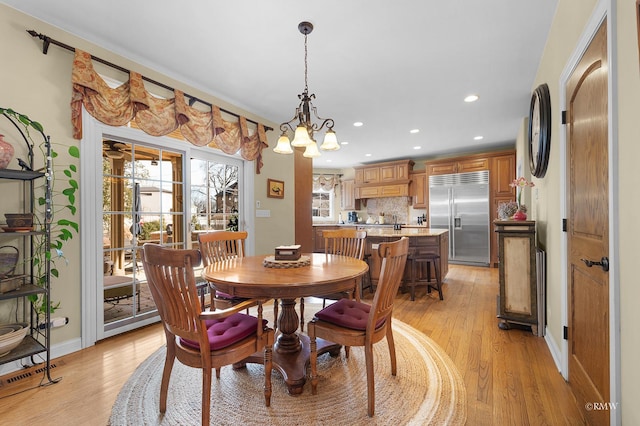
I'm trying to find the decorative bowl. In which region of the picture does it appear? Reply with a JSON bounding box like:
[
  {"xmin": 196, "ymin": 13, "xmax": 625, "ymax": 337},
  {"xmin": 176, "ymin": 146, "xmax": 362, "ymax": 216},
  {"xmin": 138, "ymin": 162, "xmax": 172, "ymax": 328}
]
[
  {"xmin": 0, "ymin": 323, "xmax": 28, "ymax": 357},
  {"xmin": 4, "ymin": 213, "xmax": 33, "ymax": 228}
]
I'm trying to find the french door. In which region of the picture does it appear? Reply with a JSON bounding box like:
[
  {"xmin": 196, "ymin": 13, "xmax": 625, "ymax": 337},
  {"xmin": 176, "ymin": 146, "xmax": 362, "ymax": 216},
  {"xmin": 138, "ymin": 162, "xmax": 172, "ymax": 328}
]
[{"xmin": 81, "ymin": 113, "xmax": 247, "ymax": 343}]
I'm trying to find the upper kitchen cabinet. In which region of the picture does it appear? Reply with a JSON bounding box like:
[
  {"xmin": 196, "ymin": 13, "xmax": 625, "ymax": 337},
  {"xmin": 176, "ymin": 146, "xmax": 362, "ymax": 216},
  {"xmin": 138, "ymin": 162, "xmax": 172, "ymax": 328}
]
[
  {"xmin": 354, "ymin": 159, "xmax": 414, "ymax": 185},
  {"xmin": 340, "ymin": 179, "xmax": 360, "ymax": 210},
  {"xmin": 427, "ymin": 156, "xmax": 489, "ymax": 176},
  {"xmin": 354, "ymin": 160, "xmax": 414, "ymax": 200},
  {"xmin": 409, "ymin": 171, "xmax": 427, "ymax": 209},
  {"xmin": 491, "ymin": 154, "xmax": 516, "ymax": 197}
]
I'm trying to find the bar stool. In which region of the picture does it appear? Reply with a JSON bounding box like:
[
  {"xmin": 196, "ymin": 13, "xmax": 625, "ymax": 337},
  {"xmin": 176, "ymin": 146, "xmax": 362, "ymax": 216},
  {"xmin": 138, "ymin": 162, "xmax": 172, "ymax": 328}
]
[
  {"xmin": 408, "ymin": 253, "xmax": 443, "ymax": 301},
  {"xmin": 361, "ymin": 253, "xmax": 374, "ymax": 296}
]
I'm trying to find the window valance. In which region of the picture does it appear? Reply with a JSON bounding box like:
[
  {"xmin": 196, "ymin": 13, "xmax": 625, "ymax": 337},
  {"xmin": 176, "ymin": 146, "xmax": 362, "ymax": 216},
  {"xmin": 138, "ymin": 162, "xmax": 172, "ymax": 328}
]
[
  {"xmin": 70, "ymin": 49, "xmax": 269, "ymax": 173},
  {"xmin": 312, "ymin": 174, "xmax": 341, "ymax": 192}
]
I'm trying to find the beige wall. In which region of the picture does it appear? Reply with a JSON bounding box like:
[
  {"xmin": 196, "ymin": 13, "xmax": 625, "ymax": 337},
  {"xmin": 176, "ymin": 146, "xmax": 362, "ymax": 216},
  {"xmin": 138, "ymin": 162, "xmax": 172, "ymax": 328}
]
[
  {"xmin": 532, "ymin": 0, "xmax": 639, "ymax": 423},
  {"xmin": 0, "ymin": 5, "xmax": 294, "ymax": 344},
  {"xmin": 530, "ymin": 0, "xmax": 598, "ymax": 351}
]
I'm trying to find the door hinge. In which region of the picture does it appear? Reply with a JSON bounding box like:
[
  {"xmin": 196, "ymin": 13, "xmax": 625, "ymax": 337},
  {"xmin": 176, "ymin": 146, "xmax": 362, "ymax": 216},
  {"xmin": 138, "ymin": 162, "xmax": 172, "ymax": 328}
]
[
  {"xmin": 561, "ymin": 110, "xmax": 567, "ymax": 125},
  {"xmin": 562, "ymin": 218, "xmax": 567, "ymax": 232},
  {"xmin": 563, "ymin": 326, "xmax": 568, "ymax": 340}
]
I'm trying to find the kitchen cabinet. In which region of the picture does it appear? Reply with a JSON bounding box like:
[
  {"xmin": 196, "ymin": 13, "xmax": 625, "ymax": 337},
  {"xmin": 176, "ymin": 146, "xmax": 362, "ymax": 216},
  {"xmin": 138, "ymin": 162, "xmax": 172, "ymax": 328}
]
[
  {"xmin": 355, "ymin": 184, "xmax": 409, "ymax": 199},
  {"xmin": 340, "ymin": 179, "xmax": 360, "ymax": 210},
  {"xmin": 492, "ymin": 154, "xmax": 516, "ymax": 197},
  {"xmin": 409, "ymin": 171, "xmax": 427, "ymax": 209},
  {"xmin": 354, "ymin": 160, "xmax": 414, "ymax": 185},
  {"xmin": 427, "ymin": 156, "xmax": 489, "ymax": 176},
  {"xmin": 365, "ymin": 228, "xmax": 448, "ymax": 285},
  {"xmin": 489, "ymin": 153, "xmax": 516, "ymax": 266},
  {"xmin": 494, "ymin": 220, "xmax": 538, "ymax": 335},
  {"xmin": 313, "ymin": 225, "xmax": 340, "ymax": 252}
]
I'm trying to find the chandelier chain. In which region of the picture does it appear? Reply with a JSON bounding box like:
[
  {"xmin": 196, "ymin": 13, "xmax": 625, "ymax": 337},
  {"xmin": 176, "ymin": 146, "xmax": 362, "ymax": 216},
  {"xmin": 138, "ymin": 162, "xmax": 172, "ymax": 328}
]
[{"xmin": 304, "ymin": 32, "xmax": 308, "ymax": 93}]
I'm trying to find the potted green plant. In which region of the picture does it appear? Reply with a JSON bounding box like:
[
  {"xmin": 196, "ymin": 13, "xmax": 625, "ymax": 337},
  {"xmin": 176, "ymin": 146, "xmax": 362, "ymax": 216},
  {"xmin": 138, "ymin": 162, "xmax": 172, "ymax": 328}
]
[{"xmin": 0, "ymin": 107, "xmax": 79, "ymax": 316}]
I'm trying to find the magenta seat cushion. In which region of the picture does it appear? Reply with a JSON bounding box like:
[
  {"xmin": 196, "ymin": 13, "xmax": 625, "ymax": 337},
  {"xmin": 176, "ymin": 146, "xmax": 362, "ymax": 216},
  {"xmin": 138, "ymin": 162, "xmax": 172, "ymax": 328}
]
[
  {"xmin": 180, "ymin": 312, "xmax": 262, "ymax": 351},
  {"xmin": 314, "ymin": 298, "xmax": 385, "ymax": 330}
]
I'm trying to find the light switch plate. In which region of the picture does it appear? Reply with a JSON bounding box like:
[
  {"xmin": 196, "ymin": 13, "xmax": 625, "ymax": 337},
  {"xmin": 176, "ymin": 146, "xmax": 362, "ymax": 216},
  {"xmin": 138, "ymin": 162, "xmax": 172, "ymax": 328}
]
[{"xmin": 256, "ymin": 209, "xmax": 271, "ymax": 218}]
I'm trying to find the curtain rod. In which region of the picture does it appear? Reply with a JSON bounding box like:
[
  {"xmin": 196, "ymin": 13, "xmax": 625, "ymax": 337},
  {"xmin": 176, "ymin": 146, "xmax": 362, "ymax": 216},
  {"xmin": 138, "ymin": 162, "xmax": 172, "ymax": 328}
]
[{"xmin": 26, "ymin": 30, "xmax": 273, "ymax": 131}]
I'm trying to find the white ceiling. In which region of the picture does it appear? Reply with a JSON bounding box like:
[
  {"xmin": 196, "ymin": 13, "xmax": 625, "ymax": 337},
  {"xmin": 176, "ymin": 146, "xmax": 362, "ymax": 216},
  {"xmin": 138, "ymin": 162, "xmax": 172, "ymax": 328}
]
[{"xmin": 3, "ymin": 0, "xmax": 558, "ymax": 169}]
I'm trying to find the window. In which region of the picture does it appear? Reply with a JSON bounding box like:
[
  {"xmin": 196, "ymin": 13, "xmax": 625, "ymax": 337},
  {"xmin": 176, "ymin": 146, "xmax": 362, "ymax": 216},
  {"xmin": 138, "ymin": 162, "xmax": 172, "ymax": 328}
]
[
  {"xmin": 312, "ymin": 188, "xmax": 333, "ymax": 219},
  {"xmin": 190, "ymin": 159, "xmax": 240, "ymax": 232}
]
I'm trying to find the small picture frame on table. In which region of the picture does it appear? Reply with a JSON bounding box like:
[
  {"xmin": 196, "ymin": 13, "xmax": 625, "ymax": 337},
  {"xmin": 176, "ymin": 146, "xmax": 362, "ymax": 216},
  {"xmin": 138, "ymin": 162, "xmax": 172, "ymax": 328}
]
[{"xmin": 267, "ymin": 179, "xmax": 284, "ymax": 199}]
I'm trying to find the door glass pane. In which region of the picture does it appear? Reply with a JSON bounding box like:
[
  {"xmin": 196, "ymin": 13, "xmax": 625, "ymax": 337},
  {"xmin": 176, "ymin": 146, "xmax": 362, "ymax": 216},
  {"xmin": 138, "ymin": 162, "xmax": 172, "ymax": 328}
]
[{"xmin": 102, "ymin": 139, "xmax": 184, "ymax": 327}]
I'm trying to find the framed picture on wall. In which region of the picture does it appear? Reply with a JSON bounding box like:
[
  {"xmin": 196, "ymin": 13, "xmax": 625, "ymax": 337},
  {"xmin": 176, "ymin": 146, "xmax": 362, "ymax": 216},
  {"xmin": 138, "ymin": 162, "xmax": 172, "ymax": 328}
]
[{"xmin": 267, "ymin": 178, "xmax": 284, "ymax": 199}]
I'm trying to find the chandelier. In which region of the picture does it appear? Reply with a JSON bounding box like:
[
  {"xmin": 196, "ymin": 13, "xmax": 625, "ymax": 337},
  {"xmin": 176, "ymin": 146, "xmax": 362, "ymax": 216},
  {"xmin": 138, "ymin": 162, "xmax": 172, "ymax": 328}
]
[{"xmin": 273, "ymin": 21, "xmax": 340, "ymax": 158}]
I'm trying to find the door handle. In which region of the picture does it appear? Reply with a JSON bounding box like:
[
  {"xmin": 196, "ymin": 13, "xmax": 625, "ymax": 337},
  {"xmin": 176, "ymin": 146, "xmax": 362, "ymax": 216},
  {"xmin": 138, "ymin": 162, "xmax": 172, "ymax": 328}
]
[{"xmin": 580, "ymin": 256, "xmax": 609, "ymax": 272}]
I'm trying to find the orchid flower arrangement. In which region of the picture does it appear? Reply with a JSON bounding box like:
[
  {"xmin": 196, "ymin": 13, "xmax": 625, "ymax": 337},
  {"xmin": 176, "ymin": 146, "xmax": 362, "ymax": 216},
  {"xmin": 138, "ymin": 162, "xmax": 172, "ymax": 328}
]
[{"xmin": 510, "ymin": 177, "xmax": 535, "ymax": 209}]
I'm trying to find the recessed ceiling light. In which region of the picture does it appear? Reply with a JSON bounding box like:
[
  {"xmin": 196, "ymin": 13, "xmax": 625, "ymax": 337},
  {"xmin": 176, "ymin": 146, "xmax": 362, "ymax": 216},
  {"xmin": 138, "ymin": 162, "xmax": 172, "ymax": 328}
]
[
  {"xmin": 340, "ymin": 141, "xmax": 349, "ymax": 145},
  {"xmin": 474, "ymin": 136, "xmax": 484, "ymax": 140},
  {"xmin": 326, "ymin": 159, "xmax": 332, "ymax": 162},
  {"xmin": 413, "ymin": 146, "xmax": 422, "ymax": 150},
  {"xmin": 410, "ymin": 129, "xmax": 420, "ymax": 134},
  {"xmin": 353, "ymin": 122, "xmax": 364, "ymax": 127},
  {"xmin": 365, "ymin": 153, "xmax": 372, "ymax": 157},
  {"xmin": 464, "ymin": 94, "xmax": 479, "ymax": 103}
]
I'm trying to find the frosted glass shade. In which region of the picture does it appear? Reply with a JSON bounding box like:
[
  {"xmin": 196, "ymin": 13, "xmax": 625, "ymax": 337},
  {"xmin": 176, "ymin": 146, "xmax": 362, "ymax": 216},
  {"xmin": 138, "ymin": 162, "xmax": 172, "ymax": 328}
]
[
  {"xmin": 291, "ymin": 125, "xmax": 313, "ymax": 147},
  {"xmin": 319, "ymin": 129, "xmax": 339, "ymax": 151},
  {"xmin": 303, "ymin": 141, "xmax": 321, "ymax": 158},
  {"xmin": 273, "ymin": 134, "xmax": 294, "ymax": 154}
]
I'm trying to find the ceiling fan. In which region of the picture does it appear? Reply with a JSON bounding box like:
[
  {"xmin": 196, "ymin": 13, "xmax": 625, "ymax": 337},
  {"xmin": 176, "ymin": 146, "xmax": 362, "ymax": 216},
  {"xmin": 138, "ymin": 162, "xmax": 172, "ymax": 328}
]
[
  {"xmin": 103, "ymin": 140, "xmax": 158, "ymax": 163},
  {"xmin": 103, "ymin": 141, "xmax": 128, "ymax": 159}
]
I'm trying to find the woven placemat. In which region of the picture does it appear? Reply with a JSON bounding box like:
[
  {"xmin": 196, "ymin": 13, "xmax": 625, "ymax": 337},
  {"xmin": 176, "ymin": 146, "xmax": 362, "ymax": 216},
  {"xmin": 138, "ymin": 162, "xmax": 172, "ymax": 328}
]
[{"xmin": 263, "ymin": 255, "xmax": 311, "ymax": 268}]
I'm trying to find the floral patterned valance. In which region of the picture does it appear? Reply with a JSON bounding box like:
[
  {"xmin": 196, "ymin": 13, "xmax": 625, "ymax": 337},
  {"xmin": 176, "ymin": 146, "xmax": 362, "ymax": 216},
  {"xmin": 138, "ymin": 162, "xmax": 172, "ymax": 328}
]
[
  {"xmin": 70, "ymin": 49, "xmax": 269, "ymax": 173},
  {"xmin": 312, "ymin": 174, "xmax": 341, "ymax": 191}
]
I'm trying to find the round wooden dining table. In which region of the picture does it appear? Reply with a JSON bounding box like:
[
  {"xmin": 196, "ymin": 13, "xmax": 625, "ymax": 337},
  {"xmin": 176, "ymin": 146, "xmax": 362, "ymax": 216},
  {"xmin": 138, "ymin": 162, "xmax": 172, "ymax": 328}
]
[{"xmin": 202, "ymin": 253, "xmax": 368, "ymax": 395}]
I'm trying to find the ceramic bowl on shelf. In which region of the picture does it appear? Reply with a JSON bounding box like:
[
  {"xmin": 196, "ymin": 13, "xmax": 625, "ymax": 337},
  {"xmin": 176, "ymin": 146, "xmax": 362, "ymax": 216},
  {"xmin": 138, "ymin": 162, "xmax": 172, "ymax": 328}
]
[
  {"xmin": 4, "ymin": 213, "xmax": 33, "ymax": 229},
  {"xmin": 0, "ymin": 322, "xmax": 28, "ymax": 357}
]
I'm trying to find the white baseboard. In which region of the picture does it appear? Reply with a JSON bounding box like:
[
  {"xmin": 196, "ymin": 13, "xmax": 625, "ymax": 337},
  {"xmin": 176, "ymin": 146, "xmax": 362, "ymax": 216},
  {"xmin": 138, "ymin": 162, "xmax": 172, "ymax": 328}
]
[
  {"xmin": 544, "ymin": 326, "xmax": 562, "ymax": 372},
  {"xmin": 0, "ymin": 337, "xmax": 83, "ymax": 377}
]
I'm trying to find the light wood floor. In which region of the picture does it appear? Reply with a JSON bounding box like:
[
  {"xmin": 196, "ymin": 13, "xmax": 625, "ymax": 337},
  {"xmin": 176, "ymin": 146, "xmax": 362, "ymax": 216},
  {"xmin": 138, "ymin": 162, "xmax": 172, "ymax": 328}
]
[{"xmin": 0, "ymin": 264, "xmax": 584, "ymax": 425}]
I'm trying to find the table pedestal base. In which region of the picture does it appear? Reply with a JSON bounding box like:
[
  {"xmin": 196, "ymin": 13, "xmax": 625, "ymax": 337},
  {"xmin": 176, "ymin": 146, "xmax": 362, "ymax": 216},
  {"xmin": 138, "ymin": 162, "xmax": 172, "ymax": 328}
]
[{"xmin": 241, "ymin": 334, "xmax": 340, "ymax": 395}]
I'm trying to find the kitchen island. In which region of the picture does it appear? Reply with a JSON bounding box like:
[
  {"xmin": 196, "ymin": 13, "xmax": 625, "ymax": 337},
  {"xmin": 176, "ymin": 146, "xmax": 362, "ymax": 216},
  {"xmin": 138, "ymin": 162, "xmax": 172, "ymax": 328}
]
[
  {"xmin": 364, "ymin": 228, "xmax": 449, "ymax": 285},
  {"xmin": 312, "ymin": 225, "xmax": 449, "ymax": 285}
]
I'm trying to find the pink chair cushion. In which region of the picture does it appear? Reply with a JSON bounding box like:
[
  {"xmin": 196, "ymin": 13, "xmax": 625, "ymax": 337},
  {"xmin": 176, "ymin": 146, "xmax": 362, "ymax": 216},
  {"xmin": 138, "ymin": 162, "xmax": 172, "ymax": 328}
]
[
  {"xmin": 314, "ymin": 298, "xmax": 385, "ymax": 331},
  {"xmin": 180, "ymin": 312, "xmax": 264, "ymax": 350}
]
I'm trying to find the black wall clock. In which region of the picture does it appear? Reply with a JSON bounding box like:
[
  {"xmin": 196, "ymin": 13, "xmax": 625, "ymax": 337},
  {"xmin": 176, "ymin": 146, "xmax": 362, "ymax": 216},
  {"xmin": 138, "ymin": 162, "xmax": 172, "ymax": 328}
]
[{"xmin": 528, "ymin": 83, "xmax": 551, "ymax": 178}]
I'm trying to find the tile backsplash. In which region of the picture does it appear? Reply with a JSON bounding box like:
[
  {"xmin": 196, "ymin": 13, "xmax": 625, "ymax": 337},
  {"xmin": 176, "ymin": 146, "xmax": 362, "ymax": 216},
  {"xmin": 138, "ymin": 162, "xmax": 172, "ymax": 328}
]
[{"xmin": 335, "ymin": 196, "xmax": 426, "ymax": 225}]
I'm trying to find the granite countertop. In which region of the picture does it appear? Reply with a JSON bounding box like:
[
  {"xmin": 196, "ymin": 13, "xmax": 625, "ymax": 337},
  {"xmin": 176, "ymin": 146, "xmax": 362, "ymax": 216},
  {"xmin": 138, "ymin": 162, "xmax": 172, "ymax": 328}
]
[
  {"xmin": 313, "ymin": 223, "xmax": 429, "ymax": 228},
  {"xmin": 364, "ymin": 227, "xmax": 448, "ymax": 237}
]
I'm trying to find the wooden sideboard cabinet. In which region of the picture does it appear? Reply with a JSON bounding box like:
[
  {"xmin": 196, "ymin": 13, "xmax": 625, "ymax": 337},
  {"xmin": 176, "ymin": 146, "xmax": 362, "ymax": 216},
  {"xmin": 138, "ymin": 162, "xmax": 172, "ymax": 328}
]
[{"xmin": 494, "ymin": 220, "xmax": 538, "ymax": 334}]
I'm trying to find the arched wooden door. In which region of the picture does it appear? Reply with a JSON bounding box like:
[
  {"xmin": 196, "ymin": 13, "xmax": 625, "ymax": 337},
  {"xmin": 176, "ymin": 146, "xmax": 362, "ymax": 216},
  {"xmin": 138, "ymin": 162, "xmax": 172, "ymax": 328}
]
[{"xmin": 565, "ymin": 19, "xmax": 610, "ymax": 426}]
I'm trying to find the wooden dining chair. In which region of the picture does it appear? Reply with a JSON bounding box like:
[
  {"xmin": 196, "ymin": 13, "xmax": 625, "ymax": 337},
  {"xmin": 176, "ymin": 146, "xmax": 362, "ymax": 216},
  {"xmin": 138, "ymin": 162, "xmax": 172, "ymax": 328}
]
[
  {"xmin": 308, "ymin": 237, "xmax": 409, "ymax": 417},
  {"xmin": 141, "ymin": 243, "xmax": 274, "ymax": 425},
  {"xmin": 299, "ymin": 229, "xmax": 367, "ymax": 331},
  {"xmin": 198, "ymin": 231, "xmax": 248, "ymax": 310},
  {"xmin": 198, "ymin": 230, "xmax": 281, "ymax": 330}
]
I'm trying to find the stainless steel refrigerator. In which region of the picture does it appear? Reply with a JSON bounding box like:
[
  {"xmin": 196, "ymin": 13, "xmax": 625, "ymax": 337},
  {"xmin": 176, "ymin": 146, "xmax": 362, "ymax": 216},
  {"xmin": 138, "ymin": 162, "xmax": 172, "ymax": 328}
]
[{"xmin": 429, "ymin": 170, "xmax": 490, "ymax": 266}]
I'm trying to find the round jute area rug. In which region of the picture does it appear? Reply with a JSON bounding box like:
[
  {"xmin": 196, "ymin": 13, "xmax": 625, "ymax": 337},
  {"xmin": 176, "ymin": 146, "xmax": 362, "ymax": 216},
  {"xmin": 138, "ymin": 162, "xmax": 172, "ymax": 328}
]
[{"xmin": 109, "ymin": 307, "xmax": 466, "ymax": 425}]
